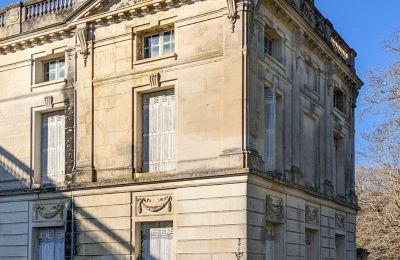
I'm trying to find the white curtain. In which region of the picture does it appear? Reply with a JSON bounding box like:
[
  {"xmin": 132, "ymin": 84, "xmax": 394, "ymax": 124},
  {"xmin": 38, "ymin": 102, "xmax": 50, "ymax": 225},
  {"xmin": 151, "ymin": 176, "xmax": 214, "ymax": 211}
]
[
  {"xmin": 41, "ymin": 111, "xmax": 65, "ymax": 183},
  {"xmin": 39, "ymin": 227, "xmax": 65, "ymax": 260},
  {"xmin": 142, "ymin": 90, "xmax": 175, "ymax": 173},
  {"xmin": 142, "ymin": 222, "xmax": 173, "ymax": 260},
  {"xmin": 264, "ymin": 87, "xmax": 276, "ymax": 172}
]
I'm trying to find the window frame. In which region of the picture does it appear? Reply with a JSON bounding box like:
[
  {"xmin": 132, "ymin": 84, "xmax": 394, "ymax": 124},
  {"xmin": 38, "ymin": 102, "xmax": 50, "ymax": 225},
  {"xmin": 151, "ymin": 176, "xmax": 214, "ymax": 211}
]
[
  {"xmin": 142, "ymin": 30, "xmax": 175, "ymax": 59},
  {"xmin": 43, "ymin": 58, "xmax": 65, "ymax": 83}
]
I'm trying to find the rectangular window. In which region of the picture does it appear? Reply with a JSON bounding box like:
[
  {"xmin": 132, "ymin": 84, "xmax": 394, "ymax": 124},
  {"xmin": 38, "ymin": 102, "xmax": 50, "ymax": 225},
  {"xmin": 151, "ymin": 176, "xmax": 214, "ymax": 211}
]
[
  {"xmin": 143, "ymin": 30, "xmax": 175, "ymax": 59},
  {"xmin": 38, "ymin": 227, "xmax": 65, "ymax": 260},
  {"xmin": 142, "ymin": 90, "xmax": 175, "ymax": 173},
  {"xmin": 302, "ymin": 113, "xmax": 317, "ymax": 187},
  {"xmin": 334, "ymin": 137, "xmax": 345, "ymax": 196},
  {"xmin": 334, "ymin": 88, "xmax": 345, "ymax": 112},
  {"xmin": 44, "ymin": 59, "xmax": 65, "ymax": 82},
  {"xmin": 265, "ymin": 222, "xmax": 284, "ymax": 260},
  {"xmin": 140, "ymin": 222, "xmax": 173, "ymax": 260},
  {"xmin": 335, "ymin": 234, "xmax": 346, "ymax": 259},
  {"xmin": 305, "ymin": 229, "xmax": 319, "ymax": 260},
  {"xmin": 264, "ymin": 87, "xmax": 275, "ymax": 171},
  {"xmin": 264, "ymin": 35, "xmax": 273, "ymax": 56},
  {"xmin": 41, "ymin": 111, "xmax": 65, "ymax": 184}
]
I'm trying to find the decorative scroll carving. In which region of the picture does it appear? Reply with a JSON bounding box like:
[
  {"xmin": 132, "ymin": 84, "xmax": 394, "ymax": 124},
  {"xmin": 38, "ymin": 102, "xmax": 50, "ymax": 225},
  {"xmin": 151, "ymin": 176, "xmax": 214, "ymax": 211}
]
[
  {"xmin": 335, "ymin": 213, "xmax": 346, "ymax": 231},
  {"xmin": 149, "ymin": 72, "xmax": 161, "ymax": 88},
  {"xmin": 226, "ymin": 0, "xmax": 237, "ymax": 33},
  {"xmin": 136, "ymin": 195, "xmax": 172, "ymax": 216},
  {"xmin": 77, "ymin": 26, "xmax": 88, "ymax": 67},
  {"xmin": 305, "ymin": 205, "xmax": 319, "ymax": 225},
  {"xmin": 44, "ymin": 95, "xmax": 54, "ymax": 109},
  {"xmin": 33, "ymin": 203, "xmax": 65, "ymax": 222},
  {"xmin": 266, "ymin": 195, "xmax": 284, "ymax": 221}
]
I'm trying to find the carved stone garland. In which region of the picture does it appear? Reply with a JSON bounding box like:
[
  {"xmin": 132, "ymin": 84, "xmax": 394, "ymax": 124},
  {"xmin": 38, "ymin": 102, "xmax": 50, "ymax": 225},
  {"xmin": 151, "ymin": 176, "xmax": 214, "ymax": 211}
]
[
  {"xmin": 136, "ymin": 195, "xmax": 172, "ymax": 215},
  {"xmin": 305, "ymin": 205, "xmax": 319, "ymax": 225},
  {"xmin": 266, "ymin": 195, "xmax": 284, "ymax": 221},
  {"xmin": 226, "ymin": 0, "xmax": 237, "ymax": 33}
]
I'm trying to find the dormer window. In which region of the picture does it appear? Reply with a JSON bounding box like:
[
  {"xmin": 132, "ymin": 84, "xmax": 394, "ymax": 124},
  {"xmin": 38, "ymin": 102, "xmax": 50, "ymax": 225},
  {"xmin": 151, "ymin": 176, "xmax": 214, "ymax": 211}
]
[{"xmin": 264, "ymin": 26, "xmax": 283, "ymax": 64}]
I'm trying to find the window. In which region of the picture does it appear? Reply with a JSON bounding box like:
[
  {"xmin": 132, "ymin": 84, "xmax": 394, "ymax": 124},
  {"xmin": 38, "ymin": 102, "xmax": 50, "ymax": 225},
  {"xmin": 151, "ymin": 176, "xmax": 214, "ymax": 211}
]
[
  {"xmin": 264, "ymin": 27, "xmax": 283, "ymax": 63},
  {"xmin": 265, "ymin": 222, "xmax": 283, "ymax": 260},
  {"xmin": 38, "ymin": 227, "xmax": 65, "ymax": 260},
  {"xmin": 334, "ymin": 136, "xmax": 345, "ymax": 196},
  {"xmin": 143, "ymin": 30, "xmax": 175, "ymax": 59},
  {"xmin": 335, "ymin": 234, "xmax": 346, "ymax": 259},
  {"xmin": 305, "ymin": 62, "xmax": 320, "ymax": 92},
  {"xmin": 334, "ymin": 87, "xmax": 345, "ymax": 112},
  {"xmin": 41, "ymin": 111, "xmax": 65, "ymax": 184},
  {"xmin": 140, "ymin": 222, "xmax": 173, "ymax": 260},
  {"xmin": 142, "ymin": 90, "xmax": 175, "ymax": 173},
  {"xmin": 44, "ymin": 59, "xmax": 65, "ymax": 82},
  {"xmin": 305, "ymin": 229, "xmax": 319, "ymax": 260},
  {"xmin": 264, "ymin": 88, "xmax": 283, "ymax": 173},
  {"xmin": 302, "ymin": 113, "xmax": 317, "ymax": 188}
]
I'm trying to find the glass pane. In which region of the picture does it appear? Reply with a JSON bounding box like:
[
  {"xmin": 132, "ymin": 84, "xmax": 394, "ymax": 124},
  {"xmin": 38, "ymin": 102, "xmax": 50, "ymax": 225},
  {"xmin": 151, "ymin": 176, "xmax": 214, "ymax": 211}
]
[
  {"xmin": 163, "ymin": 43, "xmax": 171, "ymax": 54},
  {"xmin": 49, "ymin": 72, "xmax": 56, "ymax": 81},
  {"xmin": 57, "ymin": 60, "xmax": 65, "ymax": 69},
  {"xmin": 151, "ymin": 47, "xmax": 159, "ymax": 57},
  {"xmin": 163, "ymin": 31, "xmax": 171, "ymax": 43},
  {"xmin": 144, "ymin": 48, "xmax": 151, "ymax": 59},
  {"xmin": 44, "ymin": 63, "xmax": 49, "ymax": 74},
  {"xmin": 44, "ymin": 73, "xmax": 50, "ymax": 82},
  {"xmin": 151, "ymin": 34, "xmax": 159, "ymax": 45},
  {"xmin": 144, "ymin": 36, "xmax": 151, "ymax": 49},
  {"xmin": 49, "ymin": 61, "xmax": 56, "ymax": 71},
  {"xmin": 58, "ymin": 69, "xmax": 65, "ymax": 79}
]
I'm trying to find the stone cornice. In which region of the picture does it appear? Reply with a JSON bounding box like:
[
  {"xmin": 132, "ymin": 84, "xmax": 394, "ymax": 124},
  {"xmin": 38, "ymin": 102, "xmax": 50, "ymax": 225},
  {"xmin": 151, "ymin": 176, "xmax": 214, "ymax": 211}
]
[
  {"xmin": 0, "ymin": 0, "xmax": 206, "ymax": 55},
  {"xmin": 265, "ymin": 0, "xmax": 362, "ymax": 89}
]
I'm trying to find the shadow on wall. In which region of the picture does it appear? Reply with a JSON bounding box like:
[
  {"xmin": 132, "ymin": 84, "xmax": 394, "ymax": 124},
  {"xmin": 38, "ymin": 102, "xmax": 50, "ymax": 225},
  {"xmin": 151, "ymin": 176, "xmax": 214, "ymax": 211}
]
[{"xmin": 0, "ymin": 146, "xmax": 32, "ymax": 190}]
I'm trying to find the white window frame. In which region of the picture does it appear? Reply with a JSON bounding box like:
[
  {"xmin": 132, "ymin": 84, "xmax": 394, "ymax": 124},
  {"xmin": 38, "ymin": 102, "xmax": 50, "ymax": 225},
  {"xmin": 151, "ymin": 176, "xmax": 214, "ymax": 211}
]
[
  {"xmin": 143, "ymin": 30, "xmax": 175, "ymax": 59},
  {"xmin": 43, "ymin": 58, "xmax": 65, "ymax": 82}
]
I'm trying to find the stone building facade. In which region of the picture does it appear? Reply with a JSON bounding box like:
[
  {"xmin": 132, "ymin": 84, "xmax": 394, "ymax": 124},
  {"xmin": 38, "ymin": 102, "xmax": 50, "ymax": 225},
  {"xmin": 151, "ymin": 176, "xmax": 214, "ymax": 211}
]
[{"xmin": 0, "ymin": 0, "xmax": 362, "ymax": 259}]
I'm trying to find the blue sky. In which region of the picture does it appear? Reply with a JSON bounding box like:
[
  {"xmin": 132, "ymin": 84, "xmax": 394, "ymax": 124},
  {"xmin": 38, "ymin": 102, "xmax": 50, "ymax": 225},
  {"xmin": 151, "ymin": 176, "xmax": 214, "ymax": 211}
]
[{"xmin": 1, "ymin": 0, "xmax": 399, "ymax": 166}]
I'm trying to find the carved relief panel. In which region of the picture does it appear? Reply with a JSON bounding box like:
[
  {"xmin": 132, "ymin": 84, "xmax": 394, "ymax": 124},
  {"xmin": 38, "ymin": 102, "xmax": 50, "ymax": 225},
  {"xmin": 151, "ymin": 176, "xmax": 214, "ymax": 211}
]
[
  {"xmin": 305, "ymin": 205, "xmax": 319, "ymax": 226},
  {"xmin": 32, "ymin": 202, "xmax": 68, "ymax": 223},
  {"xmin": 266, "ymin": 195, "xmax": 284, "ymax": 222},
  {"xmin": 335, "ymin": 213, "xmax": 346, "ymax": 231},
  {"xmin": 135, "ymin": 194, "xmax": 173, "ymax": 217}
]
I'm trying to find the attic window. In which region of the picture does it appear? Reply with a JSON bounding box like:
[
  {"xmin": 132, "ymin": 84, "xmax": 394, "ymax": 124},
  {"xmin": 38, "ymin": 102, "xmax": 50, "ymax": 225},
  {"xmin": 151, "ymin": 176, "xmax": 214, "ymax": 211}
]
[
  {"xmin": 333, "ymin": 87, "xmax": 345, "ymax": 112},
  {"xmin": 264, "ymin": 26, "xmax": 283, "ymax": 64}
]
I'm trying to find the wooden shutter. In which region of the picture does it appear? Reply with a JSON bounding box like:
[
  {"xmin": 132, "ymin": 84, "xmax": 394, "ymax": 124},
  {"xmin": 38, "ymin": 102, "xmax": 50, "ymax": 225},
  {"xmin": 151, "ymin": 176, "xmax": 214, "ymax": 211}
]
[
  {"xmin": 41, "ymin": 111, "xmax": 65, "ymax": 183},
  {"xmin": 142, "ymin": 90, "xmax": 175, "ymax": 173},
  {"xmin": 264, "ymin": 87, "xmax": 276, "ymax": 172},
  {"xmin": 141, "ymin": 222, "xmax": 173, "ymax": 260},
  {"xmin": 39, "ymin": 227, "xmax": 65, "ymax": 260}
]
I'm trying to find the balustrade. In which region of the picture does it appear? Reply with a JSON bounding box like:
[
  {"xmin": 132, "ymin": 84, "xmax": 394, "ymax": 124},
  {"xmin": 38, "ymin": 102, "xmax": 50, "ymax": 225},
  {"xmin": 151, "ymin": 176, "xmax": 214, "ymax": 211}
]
[{"xmin": 26, "ymin": 0, "xmax": 74, "ymax": 20}]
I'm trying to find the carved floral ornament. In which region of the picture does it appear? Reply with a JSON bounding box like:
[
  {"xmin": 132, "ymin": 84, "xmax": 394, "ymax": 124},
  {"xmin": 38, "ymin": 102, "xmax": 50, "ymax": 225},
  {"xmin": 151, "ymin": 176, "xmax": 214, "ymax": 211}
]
[
  {"xmin": 33, "ymin": 203, "xmax": 65, "ymax": 222},
  {"xmin": 136, "ymin": 195, "xmax": 173, "ymax": 216}
]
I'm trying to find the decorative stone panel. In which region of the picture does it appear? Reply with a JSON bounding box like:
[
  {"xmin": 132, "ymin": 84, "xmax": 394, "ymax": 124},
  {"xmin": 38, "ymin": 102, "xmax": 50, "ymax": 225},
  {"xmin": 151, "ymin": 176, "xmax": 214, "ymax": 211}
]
[
  {"xmin": 33, "ymin": 202, "xmax": 67, "ymax": 223},
  {"xmin": 135, "ymin": 194, "xmax": 173, "ymax": 217},
  {"xmin": 266, "ymin": 195, "xmax": 284, "ymax": 222},
  {"xmin": 305, "ymin": 205, "xmax": 319, "ymax": 225},
  {"xmin": 335, "ymin": 213, "xmax": 346, "ymax": 231}
]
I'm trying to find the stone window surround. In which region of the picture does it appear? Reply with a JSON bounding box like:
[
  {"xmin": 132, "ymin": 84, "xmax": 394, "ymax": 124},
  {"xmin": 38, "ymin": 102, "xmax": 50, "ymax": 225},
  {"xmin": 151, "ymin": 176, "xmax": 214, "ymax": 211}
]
[
  {"xmin": 264, "ymin": 23, "xmax": 286, "ymax": 66},
  {"xmin": 132, "ymin": 17, "xmax": 177, "ymax": 64},
  {"xmin": 31, "ymin": 48, "xmax": 67, "ymax": 88},
  {"xmin": 132, "ymin": 81, "xmax": 176, "ymax": 175},
  {"xmin": 31, "ymin": 99, "xmax": 67, "ymax": 187}
]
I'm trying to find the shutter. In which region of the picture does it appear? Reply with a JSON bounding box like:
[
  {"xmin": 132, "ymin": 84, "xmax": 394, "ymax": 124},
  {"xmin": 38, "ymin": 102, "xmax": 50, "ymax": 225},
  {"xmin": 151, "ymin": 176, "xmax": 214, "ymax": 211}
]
[
  {"xmin": 264, "ymin": 87, "xmax": 276, "ymax": 172},
  {"xmin": 39, "ymin": 228, "xmax": 65, "ymax": 260},
  {"xmin": 142, "ymin": 90, "xmax": 175, "ymax": 173},
  {"xmin": 141, "ymin": 222, "xmax": 173, "ymax": 260},
  {"xmin": 41, "ymin": 112, "xmax": 65, "ymax": 184}
]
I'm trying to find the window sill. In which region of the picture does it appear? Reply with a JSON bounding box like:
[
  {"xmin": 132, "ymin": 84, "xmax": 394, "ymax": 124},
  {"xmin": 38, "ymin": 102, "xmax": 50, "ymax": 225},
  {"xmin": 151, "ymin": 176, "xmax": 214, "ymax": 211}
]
[
  {"xmin": 265, "ymin": 54, "xmax": 285, "ymax": 71},
  {"xmin": 32, "ymin": 79, "xmax": 66, "ymax": 89},
  {"xmin": 133, "ymin": 53, "xmax": 177, "ymax": 66}
]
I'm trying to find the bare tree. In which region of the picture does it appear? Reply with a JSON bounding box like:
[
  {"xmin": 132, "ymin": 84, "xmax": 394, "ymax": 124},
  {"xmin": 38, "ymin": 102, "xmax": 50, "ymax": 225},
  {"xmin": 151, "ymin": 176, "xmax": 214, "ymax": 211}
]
[{"xmin": 356, "ymin": 30, "xmax": 400, "ymax": 259}]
